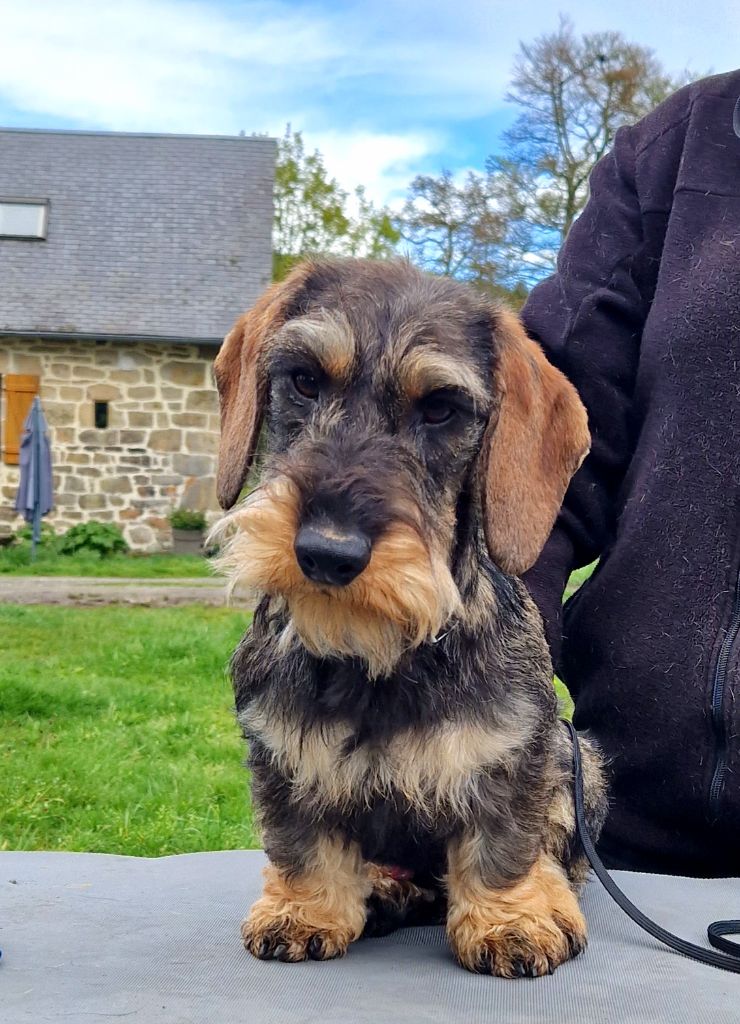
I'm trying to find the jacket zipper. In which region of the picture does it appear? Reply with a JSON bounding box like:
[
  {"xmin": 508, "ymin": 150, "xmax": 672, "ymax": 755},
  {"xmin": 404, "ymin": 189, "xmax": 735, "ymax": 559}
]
[{"xmin": 708, "ymin": 568, "xmax": 740, "ymax": 820}]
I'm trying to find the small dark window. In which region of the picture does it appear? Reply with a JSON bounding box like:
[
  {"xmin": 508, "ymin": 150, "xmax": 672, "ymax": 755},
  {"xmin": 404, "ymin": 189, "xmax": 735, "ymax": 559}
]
[{"xmin": 94, "ymin": 401, "xmax": 109, "ymax": 428}]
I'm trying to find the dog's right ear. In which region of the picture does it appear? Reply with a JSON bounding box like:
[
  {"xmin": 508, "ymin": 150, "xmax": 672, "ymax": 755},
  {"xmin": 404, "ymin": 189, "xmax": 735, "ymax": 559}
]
[
  {"xmin": 480, "ymin": 308, "xmax": 590, "ymax": 575},
  {"xmin": 214, "ymin": 263, "xmax": 315, "ymax": 509}
]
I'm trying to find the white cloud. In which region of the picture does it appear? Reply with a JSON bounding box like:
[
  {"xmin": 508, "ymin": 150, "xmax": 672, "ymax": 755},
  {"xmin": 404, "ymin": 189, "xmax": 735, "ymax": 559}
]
[
  {"xmin": 310, "ymin": 130, "xmax": 442, "ymax": 209},
  {"xmin": 0, "ymin": 1, "xmax": 331, "ymax": 133}
]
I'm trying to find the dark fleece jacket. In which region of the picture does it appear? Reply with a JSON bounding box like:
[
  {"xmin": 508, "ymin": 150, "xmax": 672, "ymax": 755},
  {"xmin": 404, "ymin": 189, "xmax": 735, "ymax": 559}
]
[{"xmin": 522, "ymin": 71, "xmax": 740, "ymax": 876}]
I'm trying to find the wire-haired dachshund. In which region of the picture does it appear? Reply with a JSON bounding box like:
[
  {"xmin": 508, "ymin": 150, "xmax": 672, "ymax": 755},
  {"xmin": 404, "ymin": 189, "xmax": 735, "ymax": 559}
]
[{"xmin": 213, "ymin": 258, "xmax": 607, "ymax": 977}]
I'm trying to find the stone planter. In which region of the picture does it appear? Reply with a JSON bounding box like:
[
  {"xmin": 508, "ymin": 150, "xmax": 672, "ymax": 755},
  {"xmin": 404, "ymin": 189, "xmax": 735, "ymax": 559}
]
[{"xmin": 172, "ymin": 527, "xmax": 203, "ymax": 555}]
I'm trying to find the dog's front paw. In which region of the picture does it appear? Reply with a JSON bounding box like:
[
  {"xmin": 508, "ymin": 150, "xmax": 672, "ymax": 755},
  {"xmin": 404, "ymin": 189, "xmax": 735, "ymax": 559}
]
[
  {"xmin": 242, "ymin": 911, "xmax": 351, "ymax": 962},
  {"xmin": 446, "ymin": 851, "xmax": 587, "ymax": 977},
  {"xmin": 449, "ymin": 909, "xmax": 586, "ymax": 977},
  {"xmin": 243, "ymin": 854, "xmax": 369, "ymax": 962}
]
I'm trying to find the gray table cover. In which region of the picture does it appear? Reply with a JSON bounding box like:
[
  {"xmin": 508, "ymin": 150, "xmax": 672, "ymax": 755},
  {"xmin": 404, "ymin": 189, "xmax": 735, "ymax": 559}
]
[{"xmin": 1, "ymin": 850, "xmax": 738, "ymax": 1023}]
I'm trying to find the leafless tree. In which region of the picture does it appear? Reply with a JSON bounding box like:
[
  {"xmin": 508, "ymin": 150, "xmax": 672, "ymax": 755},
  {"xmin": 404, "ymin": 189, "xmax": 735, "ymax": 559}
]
[
  {"xmin": 488, "ymin": 17, "xmax": 692, "ymax": 276},
  {"xmin": 397, "ymin": 20, "xmax": 692, "ymax": 291}
]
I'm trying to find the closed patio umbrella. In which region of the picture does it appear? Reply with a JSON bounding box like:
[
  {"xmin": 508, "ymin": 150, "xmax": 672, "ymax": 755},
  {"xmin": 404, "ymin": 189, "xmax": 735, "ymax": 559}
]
[{"xmin": 14, "ymin": 396, "xmax": 54, "ymax": 558}]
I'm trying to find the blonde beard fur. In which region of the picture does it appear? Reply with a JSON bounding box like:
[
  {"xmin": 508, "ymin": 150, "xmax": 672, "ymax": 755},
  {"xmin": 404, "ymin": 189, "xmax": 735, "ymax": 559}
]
[{"xmin": 211, "ymin": 479, "xmax": 461, "ymax": 677}]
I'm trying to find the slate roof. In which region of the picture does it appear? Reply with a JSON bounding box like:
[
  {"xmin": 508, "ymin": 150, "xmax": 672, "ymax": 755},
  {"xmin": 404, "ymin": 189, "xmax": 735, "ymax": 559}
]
[{"xmin": 0, "ymin": 128, "xmax": 275, "ymax": 341}]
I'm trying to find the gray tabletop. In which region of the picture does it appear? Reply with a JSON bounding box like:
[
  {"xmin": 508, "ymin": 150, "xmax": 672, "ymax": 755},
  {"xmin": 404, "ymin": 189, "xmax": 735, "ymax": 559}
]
[{"xmin": 1, "ymin": 850, "xmax": 738, "ymax": 1023}]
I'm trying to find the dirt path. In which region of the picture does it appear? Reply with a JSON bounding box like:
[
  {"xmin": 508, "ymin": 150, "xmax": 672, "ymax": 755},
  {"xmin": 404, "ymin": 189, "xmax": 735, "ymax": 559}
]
[{"xmin": 0, "ymin": 575, "xmax": 251, "ymax": 608}]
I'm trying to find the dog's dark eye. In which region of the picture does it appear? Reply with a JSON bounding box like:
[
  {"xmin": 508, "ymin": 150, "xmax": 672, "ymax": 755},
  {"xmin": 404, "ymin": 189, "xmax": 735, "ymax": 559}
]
[
  {"xmin": 419, "ymin": 393, "xmax": 455, "ymax": 425},
  {"xmin": 292, "ymin": 370, "xmax": 320, "ymax": 400}
]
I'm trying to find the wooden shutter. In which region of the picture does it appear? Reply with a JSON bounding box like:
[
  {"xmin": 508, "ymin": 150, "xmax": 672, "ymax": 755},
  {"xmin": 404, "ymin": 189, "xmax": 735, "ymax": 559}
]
[{"xmin": 2, "ymin": 374, "xmax": 40, "ymax": 465}]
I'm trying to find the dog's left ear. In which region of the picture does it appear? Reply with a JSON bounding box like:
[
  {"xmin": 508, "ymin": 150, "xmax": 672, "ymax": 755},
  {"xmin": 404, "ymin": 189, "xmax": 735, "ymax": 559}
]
[
  {"xmin": 214, "ymin": 263, "xmax": 316, "ymax": 509},
  {"xmin": 480, "ymin": 308, "xmax": 590, "ymax": 575}
]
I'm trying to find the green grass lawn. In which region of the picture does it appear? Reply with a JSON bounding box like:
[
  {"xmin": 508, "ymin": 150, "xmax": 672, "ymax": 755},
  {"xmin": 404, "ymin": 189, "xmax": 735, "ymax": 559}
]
[
  {"xmin": 1, "ymin": 563, "xmax": 593, "ymax": 856},
  {"xmin": 554, "ymin": 561, "xmax": 597, "ymax": 718},
  {"xmin": 0, "ymin": 546, "xmax": 213, "ymax": 577},
  {"xmin": 564, "ymin": 562, "xmax": 596, "ymax": 601},
  {"xmin": 0, "ymin": 604, "xmax": 254, "ymax": 856}
]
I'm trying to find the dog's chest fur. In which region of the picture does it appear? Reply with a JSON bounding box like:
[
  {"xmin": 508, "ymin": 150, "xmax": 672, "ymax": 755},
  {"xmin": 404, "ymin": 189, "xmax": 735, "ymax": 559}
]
[
  {"xmin": 233, "ymin": 587, "xmax": 552, "ymax": 866},
  {"xmin": 240, "ymin": 693, "xmax": 531, "ymax": 823}
]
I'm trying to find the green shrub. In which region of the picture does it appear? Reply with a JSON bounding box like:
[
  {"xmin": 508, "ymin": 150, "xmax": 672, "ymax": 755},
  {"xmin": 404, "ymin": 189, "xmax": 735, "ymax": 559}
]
[
  {"xmin": 58, "ymin": 521, "xmax": 128, "ymax": 557},
  {"xmin": 14, "ymin": 522, "xmax": 58, "ymax": 549},
  {"xmin": 169, "ymin": 509, "xmax": 206, "ymax": 531}
]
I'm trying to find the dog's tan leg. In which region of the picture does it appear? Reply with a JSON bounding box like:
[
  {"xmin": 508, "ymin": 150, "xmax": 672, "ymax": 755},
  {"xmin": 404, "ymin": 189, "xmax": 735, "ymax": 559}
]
[
  {"xmin": 446, "ymin": 832, "xmax": 587, "ymax": 976},
  {"xmin": 242, "ymin": 835, "xmax": 371, "ymax": 962}
]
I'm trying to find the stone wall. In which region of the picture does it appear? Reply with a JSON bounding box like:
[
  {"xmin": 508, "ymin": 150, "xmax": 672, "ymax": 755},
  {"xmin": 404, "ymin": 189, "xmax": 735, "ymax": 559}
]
[{"xmin": 0, "ymin": 337, "xmax": 223, "ymax": 550}]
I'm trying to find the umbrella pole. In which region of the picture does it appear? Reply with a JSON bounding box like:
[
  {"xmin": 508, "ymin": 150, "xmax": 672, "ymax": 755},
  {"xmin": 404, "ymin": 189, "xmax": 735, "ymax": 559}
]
[{"xmin": 31, "ymin": 399, "xmax": 42, "ymax": 562}]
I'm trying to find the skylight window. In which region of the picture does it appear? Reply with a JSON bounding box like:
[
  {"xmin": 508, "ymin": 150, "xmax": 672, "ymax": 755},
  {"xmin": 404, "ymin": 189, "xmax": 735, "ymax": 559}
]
[{"xmin": 0, "ymin": 200, "xmax": 49, "ymax": 239}]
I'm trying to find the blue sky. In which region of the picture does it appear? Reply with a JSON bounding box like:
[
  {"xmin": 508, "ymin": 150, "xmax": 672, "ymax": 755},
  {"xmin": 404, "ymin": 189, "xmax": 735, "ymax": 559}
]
[{"xmin": 1, "ymin": 0, "xmax": 738, "ymax": 207}]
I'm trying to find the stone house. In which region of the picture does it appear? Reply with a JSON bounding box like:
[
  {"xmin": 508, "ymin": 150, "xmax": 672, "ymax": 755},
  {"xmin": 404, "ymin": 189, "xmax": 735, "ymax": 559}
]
[{"xmin": 0, "ymin": 128, "xmax": 274, "ymax": 549}]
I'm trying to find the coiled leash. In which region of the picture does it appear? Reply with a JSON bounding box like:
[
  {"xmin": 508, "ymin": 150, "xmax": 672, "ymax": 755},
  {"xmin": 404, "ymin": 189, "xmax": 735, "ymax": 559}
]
[{"xmin": 563, "ymin": 719, "xmax": 740, "ymax": 973}]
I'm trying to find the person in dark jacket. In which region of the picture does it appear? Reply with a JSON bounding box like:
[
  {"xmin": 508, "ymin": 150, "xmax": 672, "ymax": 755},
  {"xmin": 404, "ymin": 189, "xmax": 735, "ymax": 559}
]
[{"xmin": 521, "ymin": 70, "xmax": 740, "ymax": 877}]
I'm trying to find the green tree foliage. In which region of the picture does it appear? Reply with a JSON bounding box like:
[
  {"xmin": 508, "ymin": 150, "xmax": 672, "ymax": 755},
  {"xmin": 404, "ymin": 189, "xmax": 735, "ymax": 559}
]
[{"xmin": 273, "ymin": 126, "xmax": 399, "ymax": 281}]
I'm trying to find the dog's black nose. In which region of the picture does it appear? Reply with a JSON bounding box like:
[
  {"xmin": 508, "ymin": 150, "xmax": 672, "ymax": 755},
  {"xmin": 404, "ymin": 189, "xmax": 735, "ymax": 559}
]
[{"xmin": 294, "ymin": 526, "xmax": 371, "ymax": 586}]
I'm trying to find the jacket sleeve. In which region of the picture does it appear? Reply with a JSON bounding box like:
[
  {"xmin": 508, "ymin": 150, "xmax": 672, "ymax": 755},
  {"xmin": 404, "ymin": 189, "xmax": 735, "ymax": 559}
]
[{"xmin": 520, "ymin": 123, "xmax": 648, "ymax": 665}]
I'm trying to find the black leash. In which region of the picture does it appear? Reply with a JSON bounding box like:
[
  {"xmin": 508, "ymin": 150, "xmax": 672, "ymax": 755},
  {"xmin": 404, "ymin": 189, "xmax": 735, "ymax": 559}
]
[{"xmin": 563, "ymin": 719, "xmax": 740, "ymax": 973}]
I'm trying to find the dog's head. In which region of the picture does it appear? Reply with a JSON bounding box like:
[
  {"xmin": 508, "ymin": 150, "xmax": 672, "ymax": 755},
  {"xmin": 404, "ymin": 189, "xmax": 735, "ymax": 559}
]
[{"xmin": 214, "ymin": 259, "xmax": 588, "ymax": 676}]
